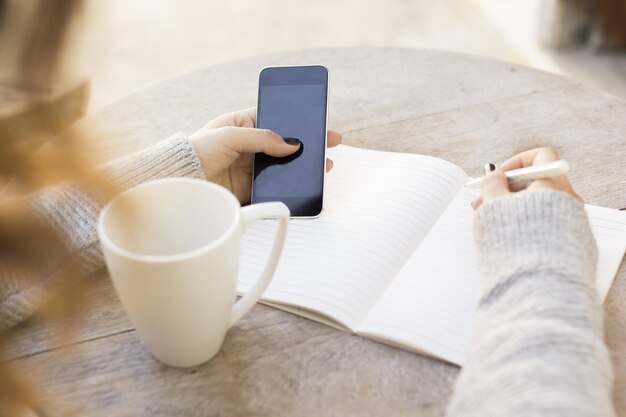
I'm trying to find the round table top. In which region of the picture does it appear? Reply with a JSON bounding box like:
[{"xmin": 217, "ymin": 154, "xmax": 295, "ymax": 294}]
[{"xmin": 11, "ymin": 47, "xmax": 626, "ymax": 417}]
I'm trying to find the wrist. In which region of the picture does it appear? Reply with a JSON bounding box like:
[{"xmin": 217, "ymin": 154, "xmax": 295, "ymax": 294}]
[
  {"xmin": 474, "ymin": 189, "xmax": 597, "ymax": 288},
  {"xmin": 188, "ymin": 133, "xmax": 212, "ymax": 180}
]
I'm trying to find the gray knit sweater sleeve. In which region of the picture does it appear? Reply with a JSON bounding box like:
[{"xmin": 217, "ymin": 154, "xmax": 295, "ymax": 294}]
[
  {"xmin": 446, "ymin": 190, "xmax": 616, "ymax": 417},
  {"xmin": 0, "ymin": 133, "xmax": 206, "ymax": 329}
]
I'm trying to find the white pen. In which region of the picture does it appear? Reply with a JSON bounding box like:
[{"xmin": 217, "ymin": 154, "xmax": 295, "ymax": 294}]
[{"xmin": 465, "ymin": 160, "xmax": 570, "ymax": 188}]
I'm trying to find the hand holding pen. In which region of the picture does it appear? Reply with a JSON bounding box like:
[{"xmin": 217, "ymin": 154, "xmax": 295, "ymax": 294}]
[{"xmin": 470, "ymin": 147, "xmax": 582, "ymax": 210}]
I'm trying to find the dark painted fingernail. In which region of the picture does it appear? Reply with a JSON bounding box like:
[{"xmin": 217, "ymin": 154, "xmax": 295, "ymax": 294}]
[
  {"xmin": 483, "ymin": 163, "xmax": 496, "ymax": 175},
  {"xmin": 339, "ymin": 134, "xmax": 343, "ymax": 144},
  {"xmin": 283, "ymin": 137, "xmax": 301, "ymax": 146}
]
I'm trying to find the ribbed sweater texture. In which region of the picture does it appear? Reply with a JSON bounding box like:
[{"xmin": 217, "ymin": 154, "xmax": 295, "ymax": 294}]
[
  {"xmin": 446, "ymin": 190, "xmax": 616, "ymax": 417},
  {"xmin": 0, "ymin": 133, "xmax": 205, "ymax": 329}
]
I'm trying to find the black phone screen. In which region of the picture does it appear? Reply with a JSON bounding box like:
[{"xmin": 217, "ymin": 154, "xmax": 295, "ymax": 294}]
[{"xmin": 252, "ymin": 66, "xmax": 328, "ymax": 217}]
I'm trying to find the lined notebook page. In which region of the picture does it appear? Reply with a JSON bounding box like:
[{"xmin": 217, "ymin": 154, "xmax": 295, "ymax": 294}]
[
  {"xmin": 586, "ymin": 205, "xmax": 626, "ymax": 301},
  {"xmin": 358, "ymin": 187, "xmax": 626, "ymax": 366},
  {"xmin": 237, "ymin": 145, "xmax": 467, "ymax": 330},
  {"xmin": 357, "ymin": 188, "xmax": 478, "ymax": 365}
]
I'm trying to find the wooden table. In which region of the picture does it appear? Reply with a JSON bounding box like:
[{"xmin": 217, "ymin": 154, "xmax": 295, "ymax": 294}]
[{"xmin": 6, "ymin": 48, "xmax": 626, "ymax": 417}]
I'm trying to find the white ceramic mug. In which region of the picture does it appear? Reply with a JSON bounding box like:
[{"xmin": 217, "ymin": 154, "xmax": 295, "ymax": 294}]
[{"xmin": 98, "ymin": 178, "xmax": 289, "ymax": 367}]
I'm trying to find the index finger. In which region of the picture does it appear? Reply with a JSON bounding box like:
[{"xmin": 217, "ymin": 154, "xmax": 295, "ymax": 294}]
[
  {"xmin": 237, "ymin": 107, "xmax": 257, "ymax": 126},
  {"xmin": 499, "ymin": 147, "xmax": 560, "ymax": 171},
  {"xmin": 327, "ymin": 130, "xmax": 342, "ymax": 148}
]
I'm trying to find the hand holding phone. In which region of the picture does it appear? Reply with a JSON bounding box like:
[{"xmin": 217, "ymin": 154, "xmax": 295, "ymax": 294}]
[
  {"xmin": 252, "ymin": 65, "xmax": 330, "ymax": 217},
  {"xmin": 189, "ymin": 107, "xmax": 340, "ymax": 206},
  {"xmin": 189, "ymin": 108, "xmax": 300, "ymax": 203}
]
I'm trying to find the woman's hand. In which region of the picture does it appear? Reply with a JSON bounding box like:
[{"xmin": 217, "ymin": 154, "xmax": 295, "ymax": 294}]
[
  {"xmin": 471, "ymin": 147, "xmax": 582, "ymax": 210},
  {"xmin": 190, "ymin": 108, "xmax": 342, "ymax": 204}
]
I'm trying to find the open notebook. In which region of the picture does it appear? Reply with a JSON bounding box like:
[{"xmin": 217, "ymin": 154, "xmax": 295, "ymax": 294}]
[{"xmin": 238, "ymin": 145, "xmax": 626, "ymax": 365}]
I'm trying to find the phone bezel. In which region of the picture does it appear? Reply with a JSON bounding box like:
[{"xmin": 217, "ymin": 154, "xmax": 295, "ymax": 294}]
[{"xmin": 251, "ymin": 65, "xmax": 329, "ymax": 219}]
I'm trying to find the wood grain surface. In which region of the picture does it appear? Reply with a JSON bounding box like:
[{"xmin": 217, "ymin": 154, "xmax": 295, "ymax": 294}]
[{"xmin": 5, "ymin": 48, "xmax": 626, "ymax": 417}]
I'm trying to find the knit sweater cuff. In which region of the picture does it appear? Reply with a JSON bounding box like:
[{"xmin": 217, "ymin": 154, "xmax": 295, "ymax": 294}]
[
  {"xmin": 474, "ymin": 189, "xmax": 598, "ymax": 297},
  {"xmin": 448, "ymin": 191, "xmax": 614, "ymax": 417},
  {"xmin": 32, "ymin": 132, "xmax": 206, "ymax": 252},
  {"xmin": 104, "ymin": 132, "xmax": 206, "ymax": 190},
  {"xmin": 0, "ymin": 133, "xmax": 206, "ymax": 329}
]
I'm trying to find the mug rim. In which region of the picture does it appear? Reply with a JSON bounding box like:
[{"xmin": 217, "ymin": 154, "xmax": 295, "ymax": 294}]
[{"xmin": 98, "ymin": 178, "xmax": 241, "ymax": 264}]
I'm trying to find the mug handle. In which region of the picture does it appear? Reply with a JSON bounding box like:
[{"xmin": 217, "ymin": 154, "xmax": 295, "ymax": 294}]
[{"xmin": 229, "ymin": 202, "xmax": 290, "ymax": 326}]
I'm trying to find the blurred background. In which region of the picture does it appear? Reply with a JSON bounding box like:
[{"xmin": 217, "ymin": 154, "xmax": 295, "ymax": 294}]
[{"xmin": 19, "ymin": 0, "xmax": 626, "ymax": 111}]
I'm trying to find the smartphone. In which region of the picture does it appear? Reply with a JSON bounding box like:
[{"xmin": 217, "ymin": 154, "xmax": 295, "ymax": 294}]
[{"xmin": 251, "ymin": 65, "xmax": 329, "ymax": 218}]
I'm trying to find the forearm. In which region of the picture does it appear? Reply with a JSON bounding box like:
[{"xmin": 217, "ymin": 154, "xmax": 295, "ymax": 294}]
[
  {"xmin": 447, "ymin": 190, "xmax": 616, "ymax": 417},
  {"xmin": 0, "ymin": 133, "xmax": 206, "ymax": 329}
]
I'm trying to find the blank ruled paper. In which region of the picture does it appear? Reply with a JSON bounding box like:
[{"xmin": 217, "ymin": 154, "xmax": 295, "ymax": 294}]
[
  {"xmin": 235, "ymin": 145, "xmax": 625, "ymax": 365},
  {"xmin": 357, "ymin": 189, "xmax": 479, "ymax": 365},
  {"xmin": 586, "ymin": 205, "xmax": 626, "ymax": 301},
  {"xmin": 357, "ymin": 187, "xmax": 626, "ymax": 365},
  {"xmin": 237, "ymin": 145, "xmax": 467, "ymax": 330}
]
